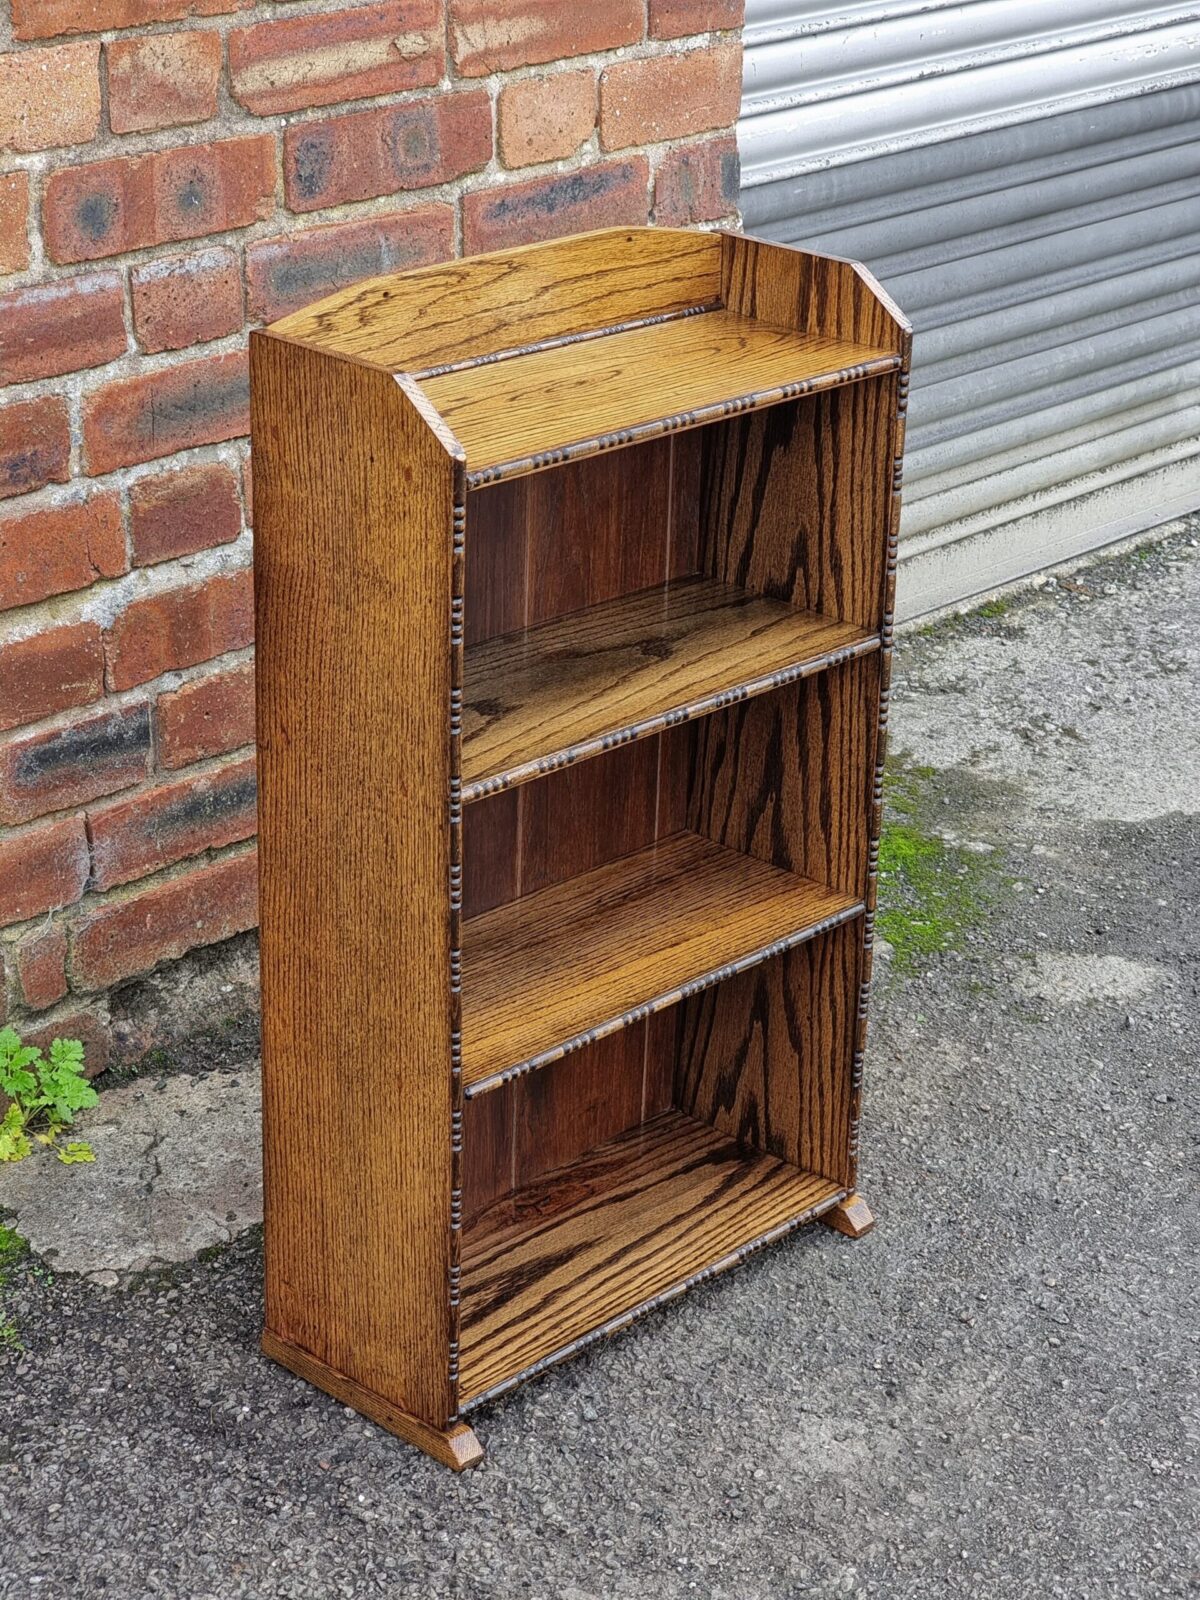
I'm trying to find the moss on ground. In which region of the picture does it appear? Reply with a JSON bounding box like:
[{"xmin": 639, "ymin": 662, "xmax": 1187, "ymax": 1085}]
[
  {"xmin": 876, "ymin": 760, "xmax": 1007, "ymax": 973},
  {"xmin": 0, "ymin": 1223, "xmax": 29, "ymax": 1353}
]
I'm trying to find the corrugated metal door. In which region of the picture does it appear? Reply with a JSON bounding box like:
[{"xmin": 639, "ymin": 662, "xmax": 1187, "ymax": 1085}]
[{"xmin": 738, "ymin": 2, "xmax": 1200, "ymax": 616}]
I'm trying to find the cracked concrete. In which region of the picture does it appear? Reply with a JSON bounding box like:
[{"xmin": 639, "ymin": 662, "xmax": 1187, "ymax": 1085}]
[{"xmin": 0, "ymin": 1069, "xmax": 261, "ymax": 1280}]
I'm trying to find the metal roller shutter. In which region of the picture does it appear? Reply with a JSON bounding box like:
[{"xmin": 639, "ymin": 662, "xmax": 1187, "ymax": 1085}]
[{"xmin": 738, "ymin": 2, "xmax": 1200, "ymax": 617}]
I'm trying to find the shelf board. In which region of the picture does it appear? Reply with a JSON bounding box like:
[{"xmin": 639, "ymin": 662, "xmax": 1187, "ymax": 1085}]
[
  {"xmin": 459, "ymin": 1108, "xmax": 844, "ymax": 1406},
  {"xmin": 462, "ymin": 577, "xmax": 877, "ymax": 803},
  {"xmin": 461, "ymin": 830, "xmax": 862, "ymax": 1095},
  {"xmin": 418, "ymin": 308, "xmax": 900, "ymax": 485}
]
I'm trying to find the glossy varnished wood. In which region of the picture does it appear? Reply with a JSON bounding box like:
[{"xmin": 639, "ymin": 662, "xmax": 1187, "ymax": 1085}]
[
  {"xmin": 251, "ymin": 335, "xmax": 457, "ymax": 1428},
  {"xmin": 462, "ymin": 576, "xmax": 878, "ymax": 800},
  {"xmin": 461, "ymin": 829, "xmax": 862, "ymax": 1094},
  {"xmin": 821, "ymin": 1193, "xmax": 876, "ymax": 1238},
  {"xmin": 674, "ymin": 923, "xmax": 862, "ymax": 1184},
  {"xmin": 420, "ymin": 309, "xmax": 899, "ymax": 484},
  {"xmin": 255, "ymin": 225, "xmax": 912, "ymax": 1467},
  {"xmin": 271, "ymin": 227, "xmax": 723, "ymax": 372},
  {"xmin": 459, "ymin": 1109, "xmax": 845, "ymax": 1405},
  {"xmin": 263, "ymin": 1332, "xmax": 484, "ymax": 1472}
]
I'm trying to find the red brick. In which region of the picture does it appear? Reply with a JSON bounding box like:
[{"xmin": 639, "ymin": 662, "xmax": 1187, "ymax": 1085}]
[
  {"xmin": 88, "ymin": 754, "xmax": 256, "ymax": 889},
  {"xmin": 44, "ymin": 135, "xmax": 275, "ymax": 265},
  {"xmin": 0, "ymin": 398, "xmax": 71, "ymax": 502},
  {"xmin": 71, "ymin": 846, "xmax": 258, "ymax": 989},
  {"xmin": 129, "ymin": 461, "xmax": 241, "ymax": 566},
  {"xmin": 105, "ymin": 568, "xmax": 253, "ymax": 691},
  {"xmin": 0, "ymin": 818, "xmax": 89, "ymax": 925},
  {"xmin": 0, "ymin": 273, "xmax": 126, "ymax": 385},
  {"xmin": 283, "ymin": 91, "xmax": 491, "ymax": 213},
  {"xmin": 450, "ymin": 0, "xmax": 642, "ymax": 76},
  {"xmin": 157, "ymin": 661, "xmax": 255, "ymax": 768},
  {"xmin": 13, "ymin": 0, "xmax": 248, "ymax": 40},
  {"xmin": 600, "ymin": 42, "xmax": 742, "ymax": 149},
  {"xmin": 0, "ymin": 41, "xmax": 101, "ymax": 153},
  {"xmin": 131, "ymin": 247, "xmax": 242, "ymax": 353},
  {"xmin": 497, "ymin": 69, "xmax": 595, "ymax": 169},
  {"xmin": 0, "ymin": 174, "xmax": 30, "ymax": 275},
  {"xmin": 0, "ymin": 702, "xmax": 151, "ymax": 826},
  {"xmin": 246, "ymin": 205, "xmax": 452, "ymax": 322},
  {"xmin": 83, "ymin": 350, "xmax": 249, "ymax": 474},
  {"xmin": 654, "ymin": 134, "xmax": 740, "ymax": 226},
  {"xmin": 0, "ymin": 624, "xmax": 105, "ymax": 733},
  {"xmin": 24, "ymin": 1006, "xmax": 111, "ymax": 1078},
  {"xmin": 463, "ymin": 157, "xmax": 649, "ymax": 254},
  {"xmin": 241, "ymin": 454, "xmax": 252, "ymax": 522},
  {"xmin": 649, "ymin": 0, "xmax": 740, "ymax": 38},
  {"xmin": 15, "ymin": 923, "xmax": 69, "ymax": 1009},
  {"xmin": 0, "ymin": 490, "xmax": 126, "ymax": 612},
  {"xmin": 230, "ymin": 1, "xmax": 442, "ymax": 116},
  {"xmin": 107, "ymin": 29, "xmax": 222, "ymax": 134}
]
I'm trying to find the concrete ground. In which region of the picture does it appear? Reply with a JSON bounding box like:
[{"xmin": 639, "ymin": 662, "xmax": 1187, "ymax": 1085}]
[{"xmin": 1, "ymin": 524, "xmax": 1197, "ymax": 1600}]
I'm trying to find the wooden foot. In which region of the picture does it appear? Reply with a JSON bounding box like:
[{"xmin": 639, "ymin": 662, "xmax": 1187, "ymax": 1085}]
[
  {"xmin": 263, "ymin": 1330, "xmax": 485, "ymax": 1471},
  {"xmin": 821, "ymin": 1193, "xmax": 875, "ymax": 1239}
]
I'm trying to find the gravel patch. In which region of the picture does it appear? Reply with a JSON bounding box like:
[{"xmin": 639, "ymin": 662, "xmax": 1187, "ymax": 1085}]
[{"xmin": 0, "ymin": 527, "xmax": 1196, "ymax": 1599}]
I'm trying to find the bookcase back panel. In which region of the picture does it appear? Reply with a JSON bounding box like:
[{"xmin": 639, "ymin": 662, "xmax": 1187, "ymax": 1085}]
[
  {"xmin": 698, "ymin": 378, "xmax": 896, "ymax": 632},
  {"xmin": 462, "ymin": 731, "xmax": 690, "ymax": 919},
  {"xmin": 673, "ymin": 925, "xmax": 862, "ymax": 1185},
  {"xmin": 462, "ymin": 1018, "xmax": 676, "ymax": 1225},
  {"xmin": 687, "ymin": 659, "xmax": 879, "ymax": 902},
  {"xmin": 465, "ymin": 435, "xmax": 702, "ymax": 648}
]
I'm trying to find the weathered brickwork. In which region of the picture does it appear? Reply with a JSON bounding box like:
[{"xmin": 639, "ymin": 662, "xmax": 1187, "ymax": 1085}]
[{"xmin": 0, "ymin": 0, "xmax": 744, "ymax": 1059}]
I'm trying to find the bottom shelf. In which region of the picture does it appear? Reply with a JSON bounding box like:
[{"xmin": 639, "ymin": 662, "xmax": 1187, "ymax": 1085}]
[{"xmin": 458, "ymin": 1109, "xmax": 844, "ymax": 1406}]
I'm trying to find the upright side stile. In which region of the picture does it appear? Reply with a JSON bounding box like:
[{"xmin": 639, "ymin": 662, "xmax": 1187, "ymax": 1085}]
[{"xmin": 252, "ymin": 334, "xmax": 478, "ymax": 1464}]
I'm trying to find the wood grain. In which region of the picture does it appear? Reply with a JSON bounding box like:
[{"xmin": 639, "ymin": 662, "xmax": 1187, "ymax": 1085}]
[
  {"xmin": 720, "ymin": 233, "xmax": 910, "ymax": 354},
  {"xmin": 458, "ymin": 1109, "xmax": 844, "ymax": 1405},
  {"xmin": 271, "ymin": 227, "xmax": 722, "ymax": 373},
  {"xmin": 419, "ymin": 309, "xmax": 899, "ymax": 485},
  {"xmin": 821, "ymin": 1193, "xmax": 876, "ymax": 1238},
  {"xmin": 462, "ymin": 577, "xmax": 878, "ymax": 800},
  {"xmin": 251, "ymin": 334, "xmax": 456, "ymax": 1427},
  {"xmin": 698, "ymin": 380, "xmax": 894, "ymax": 632},
  {"xmin": 688, "ymin": 659, "xmax": 879, "ymax": 901},
  {"xmin": 263, "ymin": 1331, "xmax": 483, "ymax": 1471},
  {"xmin": 255, "ymin": 226, "xmax": 912, "ymax": 1462},
  {"xmin": 674, "ymin": 923, "xmax": 862, "ymax": 1182},
  {"xmin": 465, "ymin": 434, "xmax": 698, "ymax": 648},
  {"xmin": 461, "ymin": 829, "xmax": 862, "ymax": 1094}
]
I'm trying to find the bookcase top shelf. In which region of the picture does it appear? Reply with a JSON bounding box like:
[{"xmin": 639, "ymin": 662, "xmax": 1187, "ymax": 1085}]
[
  {"xmin": 420, "ymin": 310, "xmax": 898, "ymax": 485},
  {"xmin": 265, "ymin": 225, "xmax": 909, "ymax": 488}
]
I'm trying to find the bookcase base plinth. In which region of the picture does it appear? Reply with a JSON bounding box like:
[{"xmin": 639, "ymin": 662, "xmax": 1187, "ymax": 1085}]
[{"xmin": 262, "ymin": 1331, "xmax": 485, "ymax": 1472}]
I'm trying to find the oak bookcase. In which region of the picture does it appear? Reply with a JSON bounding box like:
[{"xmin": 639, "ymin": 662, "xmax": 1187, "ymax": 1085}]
[{"xmin": 250, "ymin": 226, "xmax": 911, "ymax": 1470}]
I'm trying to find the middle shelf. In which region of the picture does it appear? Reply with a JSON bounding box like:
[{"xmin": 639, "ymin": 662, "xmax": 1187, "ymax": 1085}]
[
  {"xmin": 460, "ymin": 829, "xmax": 863, "ymax": 1096},
  {"xmin": 461, "ymin": 576, "xmax": 878, "ymax": 802}
]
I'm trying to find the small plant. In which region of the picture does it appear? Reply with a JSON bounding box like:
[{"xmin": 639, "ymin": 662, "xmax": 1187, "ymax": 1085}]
[{"xmin": 0, "ymin": 1026, "xmax": 97, "ymax": 1164}]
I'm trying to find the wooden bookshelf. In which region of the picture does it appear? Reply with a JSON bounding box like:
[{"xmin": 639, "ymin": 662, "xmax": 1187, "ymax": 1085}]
[{"xmin": 252, "ymin": 226, "xmax": 911, "ymax": 1471}]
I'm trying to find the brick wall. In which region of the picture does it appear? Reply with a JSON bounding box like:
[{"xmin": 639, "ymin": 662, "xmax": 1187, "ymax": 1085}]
[{"xmin": 0, "ymin": 0, "xmax": 744, "ymax": 1068}]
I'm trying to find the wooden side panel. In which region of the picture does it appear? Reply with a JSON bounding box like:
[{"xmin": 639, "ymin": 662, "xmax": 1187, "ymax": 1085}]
[
  {"xmin": 687, "ymin": 660, "xmax": 879, "ymax": 901},
  {"xmin": 251, "ymin": 333, "xmax": 456, "ymax": 1427},
  {"xmin": 698, "ymin": 381, "xmax": 894, "ymax": 632},
  {"xmin": 271, "ymin": 227, "xmax": 722, "ymax": 372},
  {"xmin": 720, "ymin": 232, "xmax": 909, "ymax": 355},
  {"xmin": 674, "ymin": 925, "xmax": 862, "ymax": 1183}
]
